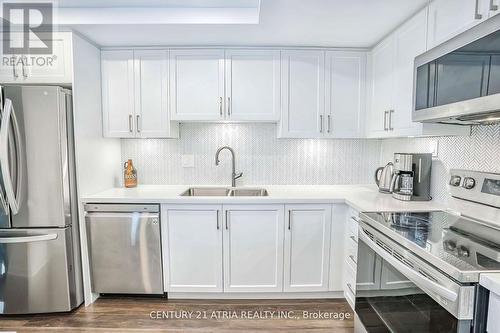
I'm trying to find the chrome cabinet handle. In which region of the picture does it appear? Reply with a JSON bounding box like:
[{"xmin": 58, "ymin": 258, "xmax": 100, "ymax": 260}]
[
  {"xmin": 227, "ymin": 97, "xmax": 231, "ymax": 116},
  {"xmin": 22, "ymin": 62, "xmax": 27, "ymax": 78},
  {"xmin": 216, "ymin": 210, "xmax": 220, "ymax": 230},
  {"xmin": 319, "ymin": 115, "xmax": 323, "ymax": 133},
  {"xmin": 327, "ymin": 115, "xmax": 331, "ymax": 133},
  {"xmin": 351, "ymin": 216, "xmax": 360, "ymax": 223},
  {"xmin": 219, "ymin": 97, "xmax": 223, "ymax": 117},
  {"xmin": 288, "ymin": 210, "xmax": 291, "ymax": 230},
  {"xmin": 349, "ymin": 235, "xmax": 357, "ymax": 244},
  {"xmin": 475, "ymin": 0, "xmax": 483, "ymax": 19},
  {"xmin": 128, "ymin": 114, "xmax": 133, "ymax": 132},
  {"xmin": 12, "ymin": 62, "xmax": 18, "ymax": 78},
  {"xmin": 349, "ymin": 255, "xmax": 357, "ymax": 264},
  {"xmin": 389, "ymin": 110, "xmax": 394, "ymax": 131},
  {"xmin": 491, "ymin": 0, "xmax": 498, "ymax": 10},
  {"xmin": 383, "ymin": 111, "xmax": 388, "ymax": 131},
  {"xmin": 225, "ymin": 210, "xmax": 229, "ymax": 230},
  {"xmin": 136, "ymin": 115, "xmax": 141, "ymax": 133}
]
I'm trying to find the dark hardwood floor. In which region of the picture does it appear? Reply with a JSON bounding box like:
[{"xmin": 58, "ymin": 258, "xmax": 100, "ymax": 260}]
[{"xmin": 0, "ymin": 297, "xmax": 354, "ymax": 332}]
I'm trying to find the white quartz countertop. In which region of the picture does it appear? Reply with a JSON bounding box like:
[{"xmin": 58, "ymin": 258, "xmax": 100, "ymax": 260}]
[
  {"xmin": 480, "ymin": 273, "xmax": 500, "ymax": 296},
  {"xmin": 82, "ymin": 184, "xmax": 445, "ymax": 213}
]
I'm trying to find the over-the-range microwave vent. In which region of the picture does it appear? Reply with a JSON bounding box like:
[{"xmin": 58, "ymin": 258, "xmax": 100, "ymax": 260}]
[{"xmin": 454, "ymin": 110, "xmax": 500, "ymax": 125}]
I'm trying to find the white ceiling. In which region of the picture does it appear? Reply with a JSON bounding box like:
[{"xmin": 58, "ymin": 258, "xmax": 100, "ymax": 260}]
[{"xmin": 63, "ymin": 0, "xmax": 429, "ymax": 48}]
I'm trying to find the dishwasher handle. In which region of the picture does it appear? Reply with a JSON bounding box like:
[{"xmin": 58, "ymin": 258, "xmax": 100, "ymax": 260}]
[{"xmin": 84, "ymin": 204, "xmax": 159, "ymax": 213}]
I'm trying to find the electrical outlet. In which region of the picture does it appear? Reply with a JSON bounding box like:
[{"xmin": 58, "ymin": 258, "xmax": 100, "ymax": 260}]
[
  {"xmin": 430, "ymin": 140, "xmax": 439, "ymax": 158},
  {"xmin": 182, "ymin": 154, "xmax": 194, "ymax": 168}
]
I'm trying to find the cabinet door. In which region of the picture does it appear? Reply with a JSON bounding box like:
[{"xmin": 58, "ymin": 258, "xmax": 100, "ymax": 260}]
[
  {"xmin": 162, "ymin": 205, "xmax": 223, "ymax": 292},
  {"xmin": 427, "ymin": 0, "xmax": 488, "ymax": 49},
  {"xmin": 279, "ymin": 50, "xmax": 325, "ymax": 138},
  {"xmin": 225, "ymin": 49, "xmax": 280, "ymax": 121},
  {"xmin": 169, "ymin": 49, "xmax": 224, "ymax": 121},
  {"xmin": 368, "ymin": 37, "xmax": 395, "ymax": 137},
  {"xmin": 22, "ymin": 32, "xmax": 72, "ymax": 84},
  {"xmin": 134, "ymin": 50, "xmax": 178, "ymax": 138},
  {"xmin": 0, "ymin": 34, "xmax": 21, "ymax": 83},
  {"xmin": 284, "ymin": 205, "xmax": 331, "ymax": 292},
  {"xmin": 392, "ymin": 8, "xmax": 427, "ymax": 135},
  {"xmin": 379, "ymin": 260, "xmax": 413, "ymax": 290},
  {"xmin": 0, "ymin": 32, "xmax": 71, "ymax": 84},
  {"xmin": 356, "ymin": 240, "xmax": 382, "ymax": 290},
  {"xmin": 223, "ymin": 205, "xmax": 284, "ymax": 292},
  {"xmin": 101, "ymin": 50, "xmax": 136, "ymax": 138},
  {"xmin": 325, "ymin": 51, "xmax": 366, "ymax": 138}
]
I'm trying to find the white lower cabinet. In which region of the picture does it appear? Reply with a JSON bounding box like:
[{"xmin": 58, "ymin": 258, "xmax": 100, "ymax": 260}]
[
  {"xmin": 284, "ymin": 204, "xmax": 332, "ymax": 292},
  {"xmin": 223, "ymin": 205, "xmax": 284, "ymax": 292},
  {"xmin": 162, "ymin": 205, "xmax": 223, "ymax": 292},
  {"xmin": 162, "ymin": 203, "xmax": 349, "ymax": 295}
]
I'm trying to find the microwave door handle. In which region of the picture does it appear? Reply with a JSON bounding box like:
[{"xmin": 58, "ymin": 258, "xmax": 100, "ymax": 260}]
[
  {"xmin": 0, "ymin": 99, "xmax": 24, "ymax": 214},
  {"xmin": 358, "ymin": 229, "xmax": 458, "ymax": 302},
  {"xmin": 0, "ymin": 233, "xmax": 58, "ymax": 244}
]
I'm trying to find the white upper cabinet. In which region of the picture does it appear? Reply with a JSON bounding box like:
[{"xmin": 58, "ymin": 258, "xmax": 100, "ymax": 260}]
[
  {"xmin": 101, "ymin": 50, "xmax": 136, "ymax": 138},
  {"xmin": 279, "ymin": 50, "xmax": 325, "ymax": 138},
  {"xmin": 134, "ymin": 50, "xmax": 176, "ymax": 138},
  {"xmin": 225, "ymin": 49, "xmax": 280, "ymax": 121},
  {"xmin": 367, "ymin": 8, "xmax": 470, "ymax": 138},
  {"xmin": 284, "ymin": 205, "xmax": 332, "ymax": 292},
  {"xmin": 0, "ymin": 32, "xmax": 72, "ymax": 84},
  {"xmin": 325, "ymin": 51, "xmax": 366, "ymax": 138},
  {"xmin": 162, "ymin": 205, "xmax": 223, "ymax": 292},
  {"xmin": 368, "ymin": 36, "xmax": 395, "ymax": 138},
  {"xmin": 427, "ymin": 0, "xmax": 490, "ymax": 49},
  {"xmin": 169, "ymin": 49, "xmax": 225, "ymax": 121},
  {"xmin": 392, "ymin": 8, "xmax": 429, "ymax": 136},
  {"xmin": 223, "ymin": 205, "xmax": 284, "ymax": 292},
  {"xmin": 101, "ymin": 49, "xmax": 178, "ymax": 138}
]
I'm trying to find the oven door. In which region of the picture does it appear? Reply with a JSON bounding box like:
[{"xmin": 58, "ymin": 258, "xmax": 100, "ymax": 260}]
[{"xmin": 355, "ymin": 222, "xmax": 475, "ymax": 333}]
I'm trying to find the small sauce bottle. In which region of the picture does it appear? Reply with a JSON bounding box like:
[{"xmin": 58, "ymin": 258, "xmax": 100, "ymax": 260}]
[{"xmin": 124, "ymin": 159, "xmax": 137, "ymax": 188}]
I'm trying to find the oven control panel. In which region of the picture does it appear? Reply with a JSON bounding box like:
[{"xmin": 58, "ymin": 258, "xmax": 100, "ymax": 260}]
[{"xmin": 449, "ymin": 169, "xmax": 500, "ymax": 208}]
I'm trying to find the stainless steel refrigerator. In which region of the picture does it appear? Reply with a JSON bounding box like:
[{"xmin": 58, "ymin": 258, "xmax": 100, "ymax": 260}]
[{"xmin": 0, "ymin": 85, "xmax": 83, "ymax": 314}]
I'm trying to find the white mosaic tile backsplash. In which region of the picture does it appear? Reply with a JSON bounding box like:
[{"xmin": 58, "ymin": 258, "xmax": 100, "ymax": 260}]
[
  {"xmin": 379, "ymin": 124, "xmax": 500, "ymax": 202},
  {"xmin": 121, "ymin": 123, "xmax": 382, "ymax": 186},
  {"xmin": 121, "ymin": 123, "xmax": 500, "ymax": 203}
]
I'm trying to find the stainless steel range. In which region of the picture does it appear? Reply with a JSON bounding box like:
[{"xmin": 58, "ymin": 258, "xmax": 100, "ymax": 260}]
[{"xmin": 355, "ymin": 169, "xmax": 500, "ymax": 333}]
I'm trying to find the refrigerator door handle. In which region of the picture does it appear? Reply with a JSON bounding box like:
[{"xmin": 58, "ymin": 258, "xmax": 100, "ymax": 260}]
[
  {"xmin": 0, "ymin": 233, "xmax": 58, "ymax": 244},
  {"xmin": 0, "ymin": 98, "xmax": 24, "ymax": 214}
]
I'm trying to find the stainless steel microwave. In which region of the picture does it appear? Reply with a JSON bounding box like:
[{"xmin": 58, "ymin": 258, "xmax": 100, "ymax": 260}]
[{"xmin": 413, "ymin": 14, "xmax": 500, "ymax": 125}]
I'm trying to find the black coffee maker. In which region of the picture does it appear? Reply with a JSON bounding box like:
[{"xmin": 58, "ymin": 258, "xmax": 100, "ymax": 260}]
[{"xmin": 390, "ymin": 153, "xmax": 432, "ymax": 201}]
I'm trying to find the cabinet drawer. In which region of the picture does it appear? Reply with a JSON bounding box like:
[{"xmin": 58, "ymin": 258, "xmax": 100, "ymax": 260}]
[
  {"xmin": 346, "ymin": 239, "xmax": 357, "ymax": 267},
  {"xmin": 344, "ymin": 256, "xmax": 356, "ymax": 292}
]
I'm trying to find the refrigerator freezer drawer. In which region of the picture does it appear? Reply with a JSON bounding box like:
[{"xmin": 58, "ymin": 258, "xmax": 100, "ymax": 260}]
[
  {"xmin": 86, "ymin": 208, "xmax": 163, "ymax": 294},
  {"xmin": 0, "ymin": 227, "xmax": 81, "ymax": 314}
]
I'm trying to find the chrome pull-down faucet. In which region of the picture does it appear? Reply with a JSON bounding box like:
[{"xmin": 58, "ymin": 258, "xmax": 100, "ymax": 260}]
[{"xmin": 215, "ymin": 146, "xmax": 243, "ymax": 187}]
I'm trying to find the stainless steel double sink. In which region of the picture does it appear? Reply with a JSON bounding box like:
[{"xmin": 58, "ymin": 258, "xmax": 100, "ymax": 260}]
[{"xmin": 180, "ymin": 187, "xmax": 268, "ymax": 197}]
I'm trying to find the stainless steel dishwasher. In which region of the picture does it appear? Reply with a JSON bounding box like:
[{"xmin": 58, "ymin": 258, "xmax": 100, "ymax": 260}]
[{"xmin": 85, "ymin": 204, "xmax": 163, "ymax": 294}]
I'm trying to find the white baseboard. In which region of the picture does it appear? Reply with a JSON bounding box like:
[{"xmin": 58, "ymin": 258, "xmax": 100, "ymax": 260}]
[{"xmin": 167, "ymin": 291, "xmax": 344, "ymax": 299}]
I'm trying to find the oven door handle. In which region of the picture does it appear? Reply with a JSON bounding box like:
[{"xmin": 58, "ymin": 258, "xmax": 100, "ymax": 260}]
[{"xmin": 358, "ymin": 229, "xmax": 458, "ymax": 302}]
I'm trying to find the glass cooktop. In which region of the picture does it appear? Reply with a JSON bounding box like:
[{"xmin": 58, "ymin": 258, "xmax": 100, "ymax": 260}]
[{"xmin": 360, "ymin": 211, "xmax": 500, "ymax": 282}]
